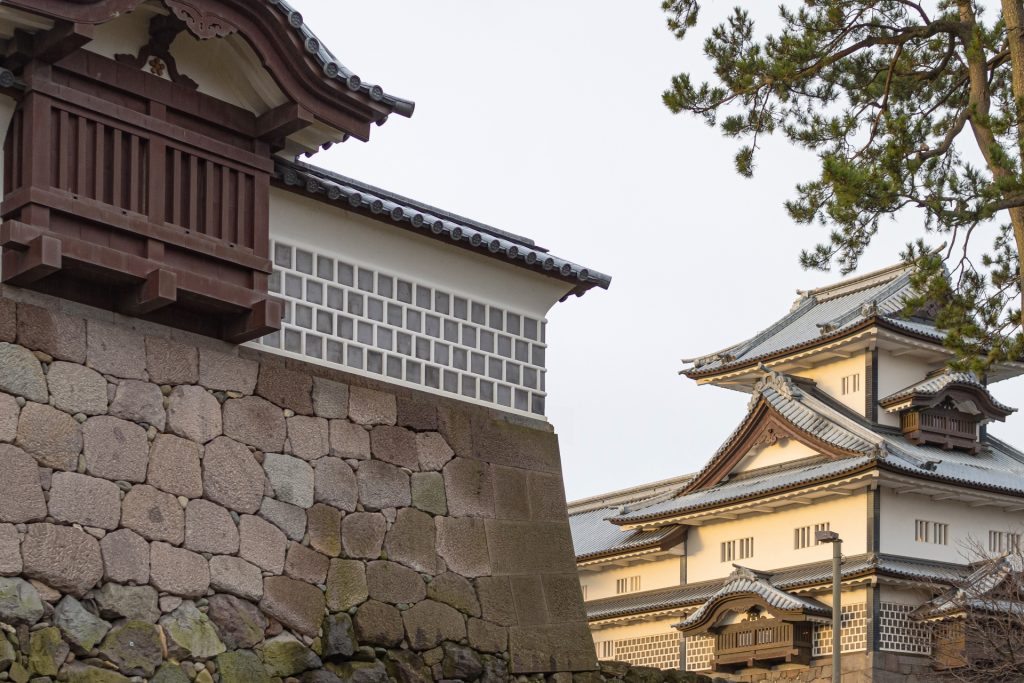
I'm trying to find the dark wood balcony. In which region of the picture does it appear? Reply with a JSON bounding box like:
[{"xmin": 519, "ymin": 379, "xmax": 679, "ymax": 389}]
[
  {"xmin": 901, "ymin": 408, "xmax": 980, "ymax": 454},
  {"xmin": 713, "ymin": 621, "xmax": 813, "ymax": 671}
]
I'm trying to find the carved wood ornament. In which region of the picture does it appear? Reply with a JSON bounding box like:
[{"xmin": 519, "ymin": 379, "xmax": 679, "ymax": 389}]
[
  {"xmin": 163, "ymin": 0, "xmax": 238, "ymax": 40},
  {"xmin": 114, "ymin": 13, "xmax": 197, "ymax": 89}
]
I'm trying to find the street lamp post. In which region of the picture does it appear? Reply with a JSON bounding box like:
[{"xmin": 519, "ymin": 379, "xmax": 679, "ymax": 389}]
[{"xmin": 816, "ymin": 529, "xmax": 843, "ymax": 682}]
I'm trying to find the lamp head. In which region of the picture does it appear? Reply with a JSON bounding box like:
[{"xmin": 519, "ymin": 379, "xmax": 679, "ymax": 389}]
[{"xmin": 816, "ymin": 529, "xmax": 841, "ymax": 544}]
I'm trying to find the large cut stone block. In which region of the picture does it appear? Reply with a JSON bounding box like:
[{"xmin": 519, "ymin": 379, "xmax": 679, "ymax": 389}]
[
  {"xmin": 365, "ymin": 560, "xmax": 426, "ymax": 604},
  {"xmin": 313, "ymin": 456, "xmax": 357, "ymax": 512},
  {"xmin": 473, "ymin": 420, "xmax": 562, "ymax": 474},
  {"xmin": 260, "ymin": 575, "xmax": 325, "ymax": 636},
  {"xmin": 0, "ymin": 444, "xmax": 46, "ymax": 523},
  {"xmin": 436, "ymin": 517, "xmax": 490, "ymax": 578},
  {"xmin": 312, "ymin": 377, "xmax": 348, "ymax": 419},
  {"xmin": 185, "ymin": 499, "xmax": 239, "ymax": 554},
  {"xmin": 256, "ymin": 366, "xmax": 313, "ymax": 414},
  {"xmin": 82, "ymin": 416, "xmax": 150, "ymax": 483},
  {"xmin": 353, "ymin": 599, "xmax": 403, "ymax": 647},
  {"xmin": 239, "ymin": 514, "xmax": 287, "ymax": 573},
  {"xmin": 259, "ymin": 497, "xmax": 306, "ymax": 541},
  {"xmin": 150, "ymin": 542, "xmax": 209, "ymax": 597},
  {"xmin": 48, "ymin": 472, "xmax": 122, "ymax": 530},
  {"xmin": 263, "ymin": 452, "xmax": 314, "ymax": 509},
  {"xmin": 145, "ymin": 337, "xmax": 198, "ymax": 386},
  {"xmin": 348, "ymin": 387, "xmax": 397, "ymax": 426},
  {"xmin": 87, "ymin": 321, "xmax": 146, "ymax": 379},
  {"xmin": 286, "ymin": 416, "xmax": 330, "ymax": 460},
  {"xmin": 475, "ymin": 576, "xmax": 516, "ymax": 626},
  {"xmin": 147, "ymin": 433, "xmax": 203, "ymax": 499},
  {"xmin": 21, "ymin": 523, "xmax": 103, "ymax": 596},
  {"xmin": 202, "ymin": 436, "xmax": 265, "ymax": 514},
  {"xmin": 416, "ymin": 432, "xmax": 455, "ymax": 471},
  {"xmin": 529, "ymin": 471, "xmax": 569, "ymax": 522},
  {"xmin": 99, "ymin": 529, "xmax": 150, "ymax": 585},
  {"xmin": 370, "ymin": 425, "xmax": 418, "ymax": 469},
  {"xmin": 326, "ymin": 559, "xmax": 367, "ymax": 612},
  {"xmin": 284, "ymin": 541, "xmax": 329, "ymax": 585},
  {"xmin": 508, "ymin": 623, "xmax": 598, "ymax": 674},
  {"xmin": 543, "ymin": 573, "xmax": 588, "ymax": 623},
  {"xmin": 340, "ymin": 512, "xmax": 385, "ymax": 560},
  {"xmin": 17, "ymin": 304, "xmax": 86, "ymax": 363},
  {"xmin": 47, "ymin": 362, "xmax": 108, "ymax": 416},
  {"xmin": 427, "ymin": 572, "xmax": 480, "ymax": 618},
  {"xmin": 223, "ymin": 396, "xmax": 286, "ymax": 452},
  {"xmin": 0, "ymin": 524, "xmax": 22, "ymax": 576},
  {"xmin": 209, "ymin": 555, "xmax": 263, "ymax": 601},
  {"xmin": 166, "ymin": 385, "xmax": 222, "ymax": 444},
  {"xmin": 397, "ymin": 396, "xmax": 437, "ymax": 431},
  {"xmin": 93, "ymin": 583, "xmax": 160, "ymax": 623},
  {"xmin": 328, "ymin": 420, "xmax": 370, "ymax": 459},
  {"xmin": 384, "ymin": 508, "xmax": 438, "ymax": 574},
  {"xmin": 484, "ymin": 520, "xmax": 577, "ymax": 574},
  {"xmin": 306, "ymin": 503, "xmax": 341, "ymax": 558},
  {"xmin": 356, "ymin": 460, "xmax": 410, "ymax": 510},
  {"xmin": 109, "ymin": 380, "xmax": 166, "ymax": 430},
  {"xmin": 0, "ymin": 343, "xmax": 47, "ymax": 403},
  {"xmin": 0, "ymin": 393, "xmax": 17, "ymax": 443},
  {"xmin": 509, "ymin": 575, "xmax": 547, "ymax": 626},
  {"xmin": 443, "ymin": 457, "xmax": 495, "ymax": 518},
  {"xmin": 492, "ymin": 465, "xmax": 531, "ymax": 521},
  {"xmin": 208, "ymin": 594, "xmax": 268, "ymax": 650},
  {"xmin": 411, "ymin": 471, "xmax": 447, "ymax": 516},
  {"xmin": 199, "ymin": 349, "xmax": 258, "ymax": 395},
  {"xmin": 121, "ymin": 484, "xmax": 185, "ymax": 544},
  {"xmin": 402, "ymin": 599, "xmax": 466, "ymax": 651},
  {"xmin": 16, "ymin": 402, "xmax": 82, "ymax": 471}
]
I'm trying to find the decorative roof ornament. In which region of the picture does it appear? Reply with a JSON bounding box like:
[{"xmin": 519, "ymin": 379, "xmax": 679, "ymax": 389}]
[
  {"xmin": 748, "ymin": 364, "xmax": 803, "ymax": 410},
  {"xmin": 861, "ymin": 300, "xmax": 879, "ymax": 317}
]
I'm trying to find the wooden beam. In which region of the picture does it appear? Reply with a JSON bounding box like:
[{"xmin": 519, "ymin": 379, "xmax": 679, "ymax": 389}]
[
  {"xmin": 223, "ymin": 298, "xmax": 281, "ymax": 344},
  {"xmin": 7, "ymin": 22, "xmax": 94, "ymax": 71},
  {"xmin": 121, "ymin": 269, "xmax": 177, "ymax": 315},
  {"xmin": 257, "ymin": 102, "xmax": 315, "ymax": 141},
  {"xmin": 1, "ymin": 234, "xmax": 61, "ymax": 285}
]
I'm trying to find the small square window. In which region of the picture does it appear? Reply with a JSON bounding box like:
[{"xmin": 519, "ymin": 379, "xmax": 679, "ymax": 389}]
[
  {"xmin": 488, "ymin": 358, "xmax": 503, "ymax": 380},
  {"xmin": 523, "ymin": 317, "xmax": 539, "ymax": 340},
  {"xmin": 295, "ymin": 305, "xmax": 313, "ymax": 329},
  {"xmin": 453, "ymin": 348, "xmax": 468, "ymax": 371},
  {"xmin": 462, "ymin": 325, "xmax": 478, "ymax": 348},
  {"xmin": 316, "ymin": 311, "xmax": 333, "ymax": 334},
  {"xmin": 489, "ymin": 307, "xmax": 504, "ymax": 331},
  {"xmin": 367, "ymin": 298, "xmax": 384, "ymax": 322},
  {"xmin": 305, "ymin": 334, "xmax": 322, "ymax": 359},
  {"xmin": 326, "ymin": 340, "xmax": 343, "ymax": 364},
  {"xmin": 284, "ymin": 329, "xmax": 302, "ymax": 353},
  {"xmin": 443, "ymin": 370, "xmax": 459, "ymax": 393},
  {"xmin": 347, "ymin": 345, "xmax": 364, "ymax": 370},
  {"xmin": 274, "ymin": 243, "xmax": 292, "ymax": 268},
  {"xmin": 425, "ymin": 315, "xmax": 441, "ymax": 338},
  {"xmin": 497, "ymin": 335, "xmax": 512, "ymax": 358},
  {"xmin": 435, "ymin": 291, "xmax": 450, "ymax": 315},
  {"xmin": 415, "ymin": 338, "xmax": 431, "ymax": 361},
  {"xmin": 444, "ymin": 320, "xmax": 459, "ymax": 343},
  {"xmin": 377, "ymin": 328, "xmax": 393, "ymax": 351},
  {"xmin": 357, "ymin": 322, "xmax": 373, "ymax": 345},
  {"xmin": 347, "ymin": 293, "xmax": 364, "ymax": 317},
  {"xmin": 358, "ymin": 268, "xmax": 375, "ymax": 292},
  {"xmin": 507, "ymin": 314, "xmax": 521, "ymax": 336},
  {"xmin": 454, "ymin": 297, "xmax": 468, "ymax": 320},
  {"xmin": 269, "ymin": 271, "xmax": 282, "ymax": 293},
  {"xmin": 416, "ymin": 285, "xmax": 432, "ymax": 310},
  {"xmin": 378, "ymin": 275, "xmax": 394, "ymax": 298},
  {"xmin": 397, "ymin": 280, "xmax": 414, "ymax": 303},
  {"xmin": 328, "ymin": 287, "xmax": 345, "ymax": 311},
  {"xmin": 425, "ymin": 366, "xmax": 441, "ymax": 389},
  {"xmin": 471, "ymin": 353, "xmax": 486, "ymax": 375},
  {"xmin": 406, "ymin": 361, "xmax": 422, "ymax": 384},
  {"xmin": 387, "ymin": 303, "xmax": 403, "ymax": 327},
  {"xmin": 462, "ymin": 375, "xmax": 477, "ymax": 398},
  {"xmin": 296, "ymin": 250, "xmax": 314, "ymax": 274},
  {"xmin": 479, "ymin": 380, "xmax": 494, "ymax": 402},
  {"xmin": 338, "ymin": 316, "xmax": 354, "ymax": 340},
  {"xmin": 471, "ymin": 302, "xmax": 487, "ymax": 324},
  {"xmin": 434, "ymin": 343, "xmax": 450, "ymax": 366},
  {"xmin": 337, "ymin": 262, "xmax": 354, "ymax": 286},
  {"xmin": 306, "ymin": 281, "xmax": 323, "ymax": 305},
  {"xmin": 497, "ymin": 384, "xmax": 512, "ymax": 407},
  {"xmin": 480, "ymin": 331, "xmax": 494, "ymax": 353},
  {"xmin": 317, "ymin": 256, "xmax": 334, "ymax": 280},
  {"xmin": 367, "ymin": 351, "xmax": 383, "ymax": 374},
  {"xmin": 407, "ymin": 310, "xmax": 422, "ymax": 333},
  {"xmin": 396, "ymin": 332, "xmax": 413, "ymax": 356},
  {"xmin": 285, "ymin": 274, "xmax": 303, "ymax": 299},
  {"xmin": 386, "ymin": 355, "xmax": 403, "ymax": 379}
]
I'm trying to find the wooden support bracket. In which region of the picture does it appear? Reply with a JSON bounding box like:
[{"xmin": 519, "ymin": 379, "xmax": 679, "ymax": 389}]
[
  {"xmin": 223, "ymin": 297, "xmax": 282, "ymax": 344},
  {"xmin": 2, "ymin": 234, "xmax": 62, "ymax": 285},
  {"xmin": 122, "ymin": 268, "xmax": 178, "ymax": 315}
]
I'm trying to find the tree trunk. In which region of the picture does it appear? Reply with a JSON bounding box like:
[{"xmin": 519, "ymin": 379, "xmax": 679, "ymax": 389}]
[{"xmin": 1002, "ymin": 0, "xmax": 1024, "ymax": 323}]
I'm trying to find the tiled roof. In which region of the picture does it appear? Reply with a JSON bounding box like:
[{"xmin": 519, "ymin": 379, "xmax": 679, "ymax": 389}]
[
  {"xmin": 585, "ymin": 553, "xmax": 969, "ymax": 622},
  {"xmin": 914, "ymin": 557, "xmax": 1017, "ymax": 620},
  {"xmin": 879, "ymin": 369, "xmax": 1016, "ymax": 414},
  {"xmin": 570, "ymin": 506, "xmax": 681, "ymax": 561},
  {"xmin": 608, "ymin": 371, "xmax": 1024, "ymax": 526},
  {"xmin": 685, "ymin": 264, "xmax": 942, "ymax": 376},
  {"xmin": 677, "ymin": 566, "xmax": 831, "ymax": 630},
  {"xmin": 268, "ymin": 0, "xmax": 415, "ymax": 119},
  {"xmin": 278, "ymin": 161, "xmax": 612, "ymax": 298}
]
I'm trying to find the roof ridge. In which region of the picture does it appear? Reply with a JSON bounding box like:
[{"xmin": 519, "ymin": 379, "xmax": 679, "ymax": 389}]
[{"xmin": 801, "ymin": 261, "xmax": 912, "ymax": 302}]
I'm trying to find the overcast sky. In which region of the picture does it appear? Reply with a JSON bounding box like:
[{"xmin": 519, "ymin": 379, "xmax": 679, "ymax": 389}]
[{"xmin": 295, "ymin": 1, "xmax": 1024, "ymax": 501}]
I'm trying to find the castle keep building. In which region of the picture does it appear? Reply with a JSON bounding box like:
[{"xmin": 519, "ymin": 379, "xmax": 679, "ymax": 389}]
[
  {"xmin": 0, "ymin": 1, "xmax": 610, "ymax": 681},
  {"xmin": 571, "ymin": 263, "xmax": 1024, "ymax": 681}
]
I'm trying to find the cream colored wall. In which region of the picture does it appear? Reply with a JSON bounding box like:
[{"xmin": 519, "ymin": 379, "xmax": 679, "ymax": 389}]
[
  {"xmin": 795, "ymin": 354, "xmax": 868, "ymax": 416},
  {"xmin": 879, "ymin": 585, "xmax": 933, "ymax": 606},
  {"xmin": 879, "ymin": 489, "xmax": 1024, "ymax": 563},
  {"xmin": 876, "ymin": 350, "xmax": 938, "ymax": 427},
  {"xmin": 83, "ymin": 7, "xmax": 153, "ymax": 63},
  {"xmin": 581, "ymin": 555, "xmax": 682, "ymax": 602},
  {"xmin": 733, "ymin": 439, "xmax": 819, "ymax": 474},
  {"xmin": 268, "ymin": 187, "xmax": 574, "ymax": 319},
  {"xmin": 686, "ymin": 493, "xmax": 869, "ymax": 584},
  {"xmin": 591, "ymin": 617, "xmax": 682, "ymax": 642}
]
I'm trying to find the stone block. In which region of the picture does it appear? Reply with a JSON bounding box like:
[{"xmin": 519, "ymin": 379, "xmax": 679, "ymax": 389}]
[
  {"xmin": 16, "ymin": 402, "xmax": 82, "ymax": 471},
  {"xmin": 428, "ymin": 572, "xmax": 481, "ymax": 617},
  {"xmin": 99, "ymin": 619, "xmax": 162, "ymax": 676},
  {"xmin": 0, "ymin": 343, "xmax": 47, "ymax": 403},
  {"xmin": 0, "ymin": 524, "xmax": 21, "ymax": 576},
  {"xmin": 468, "ymin": 618, "xmax": 507, "ymax": 653},
  {"xmin": 436, "ymin": 517, "xmax": 491, "ymax": 578},
  {"xmin": 0, "ymin": 393, "xmax": 17, "ymax": 443},
  {"xmin": 287, "ymin": 415, "xmax": 330, "ymax": 460},
  {"xmin": 223, "ymin": 395, "xmax": 286, "ymax": 452},
  {"xmin": 82, "ymin": 416, "xmax": 149, "ymax": 483},
  {"xmin": 543, "ymin": 573, "xmax": 587, "ymax": 623},
  {"xmin": 492, "ymin": 465, "xmax": 531, "ymax": 520},
  {"xmin": 263, "ymin": 452, "xmax": 315, "ymax": 508},
  {"xmin": 160, "ymin": 601, "xmax": 226, "ymax": 659},
  {"xmin": 314, "ymin": 456, "xmax": 357, "ymax": 512},
  {"xmin": 121, "ymin": 484, "xmax": 185, "ymax": 544},
  {"xmin": 322, "ymin": 612, "xmax": 356, "ymax": 659},
  {"xmin": 64, "ymin": 664, "xmax": 134, "ymax": 683},
  {"xmin": 384, "ymin": 508, "xmax": 438, "ymax": 574},
  {"xmin": 411, "ymin": 471, "xmax": 447, "ymax": 516},
  {"xmin": 371, "ymin": 425, "xmax": 418, "ymax": 469},
  {"xmin": 475, "ymin": 576, "xmax": 516, "ymax": 626},
  {"xmin": 47, "ymin": 362, "xmax": 107, "ymax": 416},
  {"xmin": 366, "ymin": 560, "xmax": 426, "ymax": 604},
  {"xmin": 307, "ymin": 503, "xmax": 342, "ymax": 557},
  {"xmin": 260, "ymin": 575, "xmax": 326, "ymax": 636},
  {"xmin": 312, "ymin": 377, "xmax": 348, "ymax": 419},
  {"xmin": 217, "ymin": 649, "xmax": 271, "ymax": 683},
  {"xmin": 397, "ymin": 396, "xmax": 437, "ymax": 431},
  {"xmin": 385, "ymin": 649, "xmax": 431, "ymax": 683},
  {"xmin": 326, "ymin": 559, "xmax": 367, "ymax": 611},
  {"xmin": 21, "ymin": 523, "xmax": 102, "ymax": 596},
  {"xmin": 257, "ymin": 366, "xmax": 314, "ymax": 414},
  {"xmin": 441, "ymin": 642, "xmax": 482, "ymax": 681},
  {"xmin": 150, "ymin": 542, "xmax": 209, "ymax": 597},
  {"xmin": 443, "ymin": 457, "xmax": 494, "ymax": 518},
  {"xmin": 357, "ymin": 460, "xmax": 411, "ymax": 510},
  {"xmin": 147, "ymin": 434, "xmax": 203, "ymax": 499},
  {"xmin": 54, "ymin": 595, "xmax": 111, "ymax": 652},
  {"xmin": 199, "ymin": 349, "xmax": 259, "ymax": 394},
  {"xmin": 260, "ymin": 634, "xmax": 322, "ymax": 676},
  {"xmin": 529, "ymin": 472, "xmax": 569, "ymax": 522},
  {"xmin": 93, "ymin": 583, "xmax": 160, "ymax": 623},
  {"xmin": 109, "ymin": 379, "xmax": 166, "ymax": 430},
  {"xmin": 0, "ymin": 444, "xmax": 47, "ymax": 523},
  {"xmin": 329, "ymin": 420, "xmax": 370, "ymax": 459},
  {"xmin": 145, "ymin": 336, "xmax": 198, "ymax": 386},
  {"xmin": 208, "ymin": 594, "xmax": 268, "ymax": 650},
  {"xmin": 48, "ymin": 472, "xmax": 121, "ymax": 530},
  {"xmin": 259, "ymin": 497, "xmax": 306, "ymax": 541},
  {"xmin": 473, "ymin": 420, "xmax": 561, "ymax": 474},
  {"xmin": 508, "ymin": 623, "xmax": 597, "ymax": 674},
  {"xmin": 341, "ymin": 512, "xmax": 386, "ymax": 559},
  {"xmin": 17, "ymin": 305, "xmax": 86, "ymax": 363},
  {"xmin": 349, "ymin": 386, "xmax": 397, "ymax": 426},
  {"xmin": 0, "ymin": 298, "xmax": 11, "ymax": 342},
  {"xmin": 0, "ymin": 576, "xmax": 44, "ymax": 625},
  {"xmin": 402, "ymin": 599, "xmax": 466, "ymax": 651},
  {"xmin": 510, "ymin": 575, "xmax": 548, "ymax": 626},
  {"xmin": 209, "ymin": 555, "xmax": 264, "ymax": 601},
  {"xmin": 202, "ymin": 436, "xmax": 266, "ymax": 514},
  {"xmin": 437, "ymin": 406, "xmax": 471, "ymax": 459},
  {"xmin": 485, "ymin": 520, "xmax": 577, "ymax": 575},
  {"xmin": 99, "ymin": 529, "xmax": 150, "ymax": 585},
  {"xmin": 416, "ymin": 432, "xmax": 455, "ymax": 472},
  {"xmin": 87, "ymin": 321, "xmax": 145, "ymax": 379},
  {"xmin": 167, "ymin": 385, "xmax": 222, "ymax": 444},
  {"xmin": 353, "ymin": 599, "xmax": 404, "ymax": 647},
  {"xmin": 185, "ymin": 499, "xmax": 239, "ymax": 554},
  {"xmin": 285, "ymin": 542, "xmax": 329, "ymax": 585},
  {"xmin": 239, "ymin": 514, "xmax": 287, "ymax": 573}
]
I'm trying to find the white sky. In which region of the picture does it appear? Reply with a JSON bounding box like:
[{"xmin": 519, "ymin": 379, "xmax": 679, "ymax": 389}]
[{"xmin": 295, "ymin": 1, "xmax": 1024, "ymax": 501}]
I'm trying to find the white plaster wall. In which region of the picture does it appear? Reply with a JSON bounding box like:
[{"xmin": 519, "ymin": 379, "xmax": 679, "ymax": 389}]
[
  {"xmin": 879, "ymin": 585, "xmax": 934, "ymax": 606},
  {"xmin": 269, "ymin": 187, "xmax": 575, "ymax": 319},
  {"xmin": 83, "ymin": 7, "xmax": 156, "ymax": 64},
  {"xmin": 796, "ymin": 354, "xmax": 868, "ymax": 416},
  {"xmin": 582, "ymin": 555, "xmax": 682, "ymax": 603},
  {"xmin": 879, "ymin": 489, "xmax": 1024, "ymax": 563},
  {"xmin": 590, "ymin": 617, "xmax": 681, "ymax": 645},
  {"xmin": 686, "ymin": 494, "xmax": 869, "ymax": 584},
  {"xmin": 876, "ymin": 350, "xmax": 939, "ymax": 427},
  {"xmin": 733, "ymin": 439, "xmax": 819, "ymax": 474}
]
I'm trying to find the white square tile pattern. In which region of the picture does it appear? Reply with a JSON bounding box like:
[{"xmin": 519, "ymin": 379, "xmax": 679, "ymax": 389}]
[{"xmin": 258, "ymin": 240, "xmax": 549, "ymax": 416}]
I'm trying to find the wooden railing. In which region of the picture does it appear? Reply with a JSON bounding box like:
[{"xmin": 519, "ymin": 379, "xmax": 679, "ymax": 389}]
[
  {"xmin": 717, "ymin": 622, "xmax": 793, "ymax": 656},
  {"xmin": 712, "ymin": 620, "xmax": 813, "ymax": 669}
]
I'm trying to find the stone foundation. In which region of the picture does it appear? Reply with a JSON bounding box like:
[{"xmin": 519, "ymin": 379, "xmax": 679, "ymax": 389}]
[
  {"xmin": 0, "ymin": 286, "xmax": 598, "ymax": 682},
  {"xmin": 700, "ymin": 651, "xmax": 953, "ymax": 683}
]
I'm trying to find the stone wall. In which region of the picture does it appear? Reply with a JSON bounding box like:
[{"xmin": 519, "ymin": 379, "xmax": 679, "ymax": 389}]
[
  {"xmin": 0, "ymin": 286, "xmax": 598, "ymax": 683},
  {"xmin": 702, "ymin": 651, "xmax": 952, "ymax": 683}
]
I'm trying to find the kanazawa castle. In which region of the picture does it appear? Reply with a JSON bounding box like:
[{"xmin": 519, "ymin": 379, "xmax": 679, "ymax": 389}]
[{"xmin": 571, "ymin": 262, "xmax": 1024, "ymax": 681}]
